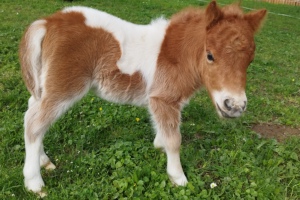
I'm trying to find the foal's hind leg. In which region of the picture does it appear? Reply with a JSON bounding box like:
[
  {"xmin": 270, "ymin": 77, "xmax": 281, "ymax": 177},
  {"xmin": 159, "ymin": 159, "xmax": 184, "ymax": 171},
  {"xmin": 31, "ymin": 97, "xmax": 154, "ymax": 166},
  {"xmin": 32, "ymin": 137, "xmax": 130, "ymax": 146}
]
[
  {"xmin": 149, "ymin": 97, "xmax": 188, "ymax": 186},
  {"xmin": 23, "ymin": 99, "xmax": 51, "ymax": 194},
  {"xmin": 28, "ymin": 96, "xmax": 56, "ymax": 170},
  {"xmin": 23, "ymin": 94, "xmax": 84, "ymax": 194},
  {"xmin": 40, "ymin": 143, "xmax": 56, "ymax": 170}
]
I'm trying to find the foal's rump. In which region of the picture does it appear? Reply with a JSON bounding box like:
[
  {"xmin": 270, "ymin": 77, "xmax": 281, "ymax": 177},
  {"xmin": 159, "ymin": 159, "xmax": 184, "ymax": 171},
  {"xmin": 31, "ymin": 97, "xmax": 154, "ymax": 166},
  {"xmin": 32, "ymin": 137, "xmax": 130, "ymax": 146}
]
[{"xmin": 42, "ymin": 14, "xmax": 117, "ymax": 100}]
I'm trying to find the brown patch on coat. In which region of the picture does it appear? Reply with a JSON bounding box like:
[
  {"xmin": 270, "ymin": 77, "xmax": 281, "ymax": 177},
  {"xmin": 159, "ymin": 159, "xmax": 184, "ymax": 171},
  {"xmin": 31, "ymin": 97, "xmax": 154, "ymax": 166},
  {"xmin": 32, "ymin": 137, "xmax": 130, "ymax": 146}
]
[
  {"xmin": 41, "ymin": 11, "xmax": 146, "ymax": 102},
  {"xmin": 20, "ymin": 11, "xmax": 147, "ymax": 143}
]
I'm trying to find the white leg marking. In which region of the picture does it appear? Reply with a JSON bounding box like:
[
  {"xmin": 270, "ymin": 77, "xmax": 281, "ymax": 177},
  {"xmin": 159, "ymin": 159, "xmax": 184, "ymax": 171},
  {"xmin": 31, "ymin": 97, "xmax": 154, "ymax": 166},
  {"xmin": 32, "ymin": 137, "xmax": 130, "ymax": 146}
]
[
  {"xmin": 23, "ymin": 102, "xmax": 46, "ymax": 193},
  {"xmin": 23, "ymin": 136, "xmax": 45, "ymax": 193},
  {"xmin": 153, "ymin": 129, "xmax": 188, "ymax": 186},
  {"xmin": 24, "ymin": 89, "xmax": 89, "ymax": 194},
  {"xmin": 149, "ymin": 98, "xmax": 188, "ymax": 186},
  {"xmin": 158, "ymin": 132, "xmax": 187, "ymax": 186},
  {"xmin": 166, "ymin": 150, "xmax": 188, "ymax": 186}
]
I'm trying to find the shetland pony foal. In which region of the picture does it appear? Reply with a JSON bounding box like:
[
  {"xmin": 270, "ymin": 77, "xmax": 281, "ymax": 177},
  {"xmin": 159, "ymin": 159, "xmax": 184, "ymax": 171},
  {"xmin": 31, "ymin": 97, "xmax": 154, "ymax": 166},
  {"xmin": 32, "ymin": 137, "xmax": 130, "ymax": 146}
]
[{"xmin": 20, "ymin": 1, "xmax": 266, "ymax": 195}]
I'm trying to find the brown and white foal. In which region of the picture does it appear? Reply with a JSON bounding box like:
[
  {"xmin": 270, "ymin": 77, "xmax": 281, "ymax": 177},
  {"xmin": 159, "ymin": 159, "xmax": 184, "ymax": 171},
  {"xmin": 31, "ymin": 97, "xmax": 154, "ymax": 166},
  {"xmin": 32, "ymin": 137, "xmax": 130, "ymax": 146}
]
[{"xmin": 19, "ymin": 1, "xmax": 266, "ymax": 195}]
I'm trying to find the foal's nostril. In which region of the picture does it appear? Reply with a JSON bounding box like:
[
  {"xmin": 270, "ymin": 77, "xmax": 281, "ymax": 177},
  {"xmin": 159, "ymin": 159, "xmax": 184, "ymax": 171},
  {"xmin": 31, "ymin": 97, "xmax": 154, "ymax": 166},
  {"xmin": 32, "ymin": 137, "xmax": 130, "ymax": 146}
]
[{"xmin": 224, "ymin": 99, "xmax": 232, "ymax": 111}]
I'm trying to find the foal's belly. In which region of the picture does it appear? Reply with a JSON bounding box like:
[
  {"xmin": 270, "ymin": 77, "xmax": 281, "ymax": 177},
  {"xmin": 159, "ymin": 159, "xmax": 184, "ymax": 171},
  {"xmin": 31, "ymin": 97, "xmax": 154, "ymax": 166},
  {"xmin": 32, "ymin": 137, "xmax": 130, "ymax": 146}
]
[{"xmin": 92, "ymin": 70, "xmax": 149, "ymax": 106}]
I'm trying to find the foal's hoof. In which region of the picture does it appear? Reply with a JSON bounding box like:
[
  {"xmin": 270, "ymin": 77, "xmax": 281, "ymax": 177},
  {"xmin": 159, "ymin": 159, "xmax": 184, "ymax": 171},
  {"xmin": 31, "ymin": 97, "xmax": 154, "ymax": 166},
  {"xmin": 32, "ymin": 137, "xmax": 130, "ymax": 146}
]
[
  {"xmin": 169, "ymin": 174, "xmax": 188, "ymax": 186},
  {"xmin": 25, "ymin": 182, "xmax": 47, "ymax": 198},
  {"xmin": 44, "ymin": 161, "xmax": 56, "ymax": 170},
  {"xmin": 25, "ymin": 177, "xmax": 46, "ymax": 197}
]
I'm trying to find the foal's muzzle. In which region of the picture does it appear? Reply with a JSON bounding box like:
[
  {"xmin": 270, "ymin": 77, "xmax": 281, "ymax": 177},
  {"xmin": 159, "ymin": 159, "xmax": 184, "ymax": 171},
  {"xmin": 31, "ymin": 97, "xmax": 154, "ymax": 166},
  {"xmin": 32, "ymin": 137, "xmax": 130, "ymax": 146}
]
[
  {"xmin": 216, "ymin": 98, "xmax": 247, "ymax": 118},
  {"xmin": 212, "ymin": 90, "xmax": 247, "ymax": 118}
]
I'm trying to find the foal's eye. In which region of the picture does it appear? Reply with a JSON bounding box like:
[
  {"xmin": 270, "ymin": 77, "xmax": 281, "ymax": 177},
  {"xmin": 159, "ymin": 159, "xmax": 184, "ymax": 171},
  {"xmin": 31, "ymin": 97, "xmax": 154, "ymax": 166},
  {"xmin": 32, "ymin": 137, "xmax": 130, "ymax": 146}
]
[{"xmin": 207, "ymin": 52, "xmax": 214, "ymax": 62}]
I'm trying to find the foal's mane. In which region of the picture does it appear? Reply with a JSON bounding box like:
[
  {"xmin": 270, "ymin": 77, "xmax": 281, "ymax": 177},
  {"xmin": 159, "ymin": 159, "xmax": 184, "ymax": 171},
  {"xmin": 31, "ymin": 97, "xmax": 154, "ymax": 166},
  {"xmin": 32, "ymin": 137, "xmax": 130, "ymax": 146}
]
[{"xmin": 169, "ymin": 3, "xmax": 245, "ymax": 26}]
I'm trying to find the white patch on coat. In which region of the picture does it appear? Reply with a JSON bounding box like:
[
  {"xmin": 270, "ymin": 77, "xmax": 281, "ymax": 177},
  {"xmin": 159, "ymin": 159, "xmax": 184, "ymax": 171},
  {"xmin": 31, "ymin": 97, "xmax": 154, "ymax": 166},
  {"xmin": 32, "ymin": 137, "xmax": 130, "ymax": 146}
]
[{"xmin": 63, "ymin": 6, "xmax": 169, "ymax": 92}]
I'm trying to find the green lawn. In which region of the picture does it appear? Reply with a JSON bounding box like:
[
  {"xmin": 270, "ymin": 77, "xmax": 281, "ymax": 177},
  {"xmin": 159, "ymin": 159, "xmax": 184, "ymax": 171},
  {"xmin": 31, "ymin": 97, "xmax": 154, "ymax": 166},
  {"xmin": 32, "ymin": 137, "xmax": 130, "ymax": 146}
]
[{"xmin": 0, "ymin": 0, "xmax": 299, "ymax": 199}]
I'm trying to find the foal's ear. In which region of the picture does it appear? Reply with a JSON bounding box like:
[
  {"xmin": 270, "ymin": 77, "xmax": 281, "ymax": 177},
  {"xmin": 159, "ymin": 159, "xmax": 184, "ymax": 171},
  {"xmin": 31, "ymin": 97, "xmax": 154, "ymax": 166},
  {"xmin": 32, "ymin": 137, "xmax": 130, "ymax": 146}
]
[
  {"xmin": 244, "ymin": 9, "xmax": 267, "ymax": 33},
  {"xmin": 205, "ymin": 1, "xmax": 222, "ymax": 30}
]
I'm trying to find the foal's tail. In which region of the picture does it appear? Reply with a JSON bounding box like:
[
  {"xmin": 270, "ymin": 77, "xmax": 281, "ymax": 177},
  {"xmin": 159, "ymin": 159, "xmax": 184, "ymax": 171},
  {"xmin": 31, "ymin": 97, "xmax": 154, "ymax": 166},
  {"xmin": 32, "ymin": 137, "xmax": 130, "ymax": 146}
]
[{"xmin": 19, "ymin": 20, "xmax": 47, "ymax": 99}]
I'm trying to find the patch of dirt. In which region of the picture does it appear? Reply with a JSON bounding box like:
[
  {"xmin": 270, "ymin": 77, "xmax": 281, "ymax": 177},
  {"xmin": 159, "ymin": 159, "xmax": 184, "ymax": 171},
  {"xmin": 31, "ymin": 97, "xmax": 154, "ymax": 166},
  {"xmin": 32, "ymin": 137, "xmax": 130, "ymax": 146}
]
[{"xmin": 252, "ymin": 123, "xmax": 300, "ymax": 142}]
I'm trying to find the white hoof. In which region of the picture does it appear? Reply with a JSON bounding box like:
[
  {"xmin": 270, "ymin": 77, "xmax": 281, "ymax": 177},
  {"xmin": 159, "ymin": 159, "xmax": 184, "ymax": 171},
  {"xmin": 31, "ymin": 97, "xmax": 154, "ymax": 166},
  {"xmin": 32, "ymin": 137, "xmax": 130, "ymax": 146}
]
[
  {"xmin": 25, "ymin": 176, "xmax": 45, "ymax": 194},
  {"xmin": 44, "ymin": 162, "xmax": 56, "ymax": 170},
  {"xmin": 169, "ymin": 173, "xmax": 188, "ymax": 186}
]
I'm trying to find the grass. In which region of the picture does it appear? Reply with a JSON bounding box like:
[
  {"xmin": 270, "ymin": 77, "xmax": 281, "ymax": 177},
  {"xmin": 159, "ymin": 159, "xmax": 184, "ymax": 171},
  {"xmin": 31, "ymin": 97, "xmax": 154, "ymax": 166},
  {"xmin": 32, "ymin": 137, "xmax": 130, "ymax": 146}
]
[{"xmin": 0, "ymin": 0, "xmax": 299, "ymax": 199}]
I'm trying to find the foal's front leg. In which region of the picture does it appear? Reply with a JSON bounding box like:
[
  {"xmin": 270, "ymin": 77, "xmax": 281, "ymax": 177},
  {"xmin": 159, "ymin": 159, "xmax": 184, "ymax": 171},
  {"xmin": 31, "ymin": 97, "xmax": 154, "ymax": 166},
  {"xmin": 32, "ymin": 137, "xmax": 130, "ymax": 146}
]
[{"xmin": 149, "ymin": 97, "xmax": 188, "ymax": 186}]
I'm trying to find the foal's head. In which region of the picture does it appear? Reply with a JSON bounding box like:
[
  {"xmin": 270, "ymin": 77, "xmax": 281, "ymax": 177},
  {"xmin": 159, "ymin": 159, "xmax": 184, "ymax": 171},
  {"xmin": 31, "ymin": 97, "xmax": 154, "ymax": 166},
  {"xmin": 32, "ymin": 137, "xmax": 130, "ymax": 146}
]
[{"xmin": 201, "ymin": 2, "xmax": 266, "ymax": 118}]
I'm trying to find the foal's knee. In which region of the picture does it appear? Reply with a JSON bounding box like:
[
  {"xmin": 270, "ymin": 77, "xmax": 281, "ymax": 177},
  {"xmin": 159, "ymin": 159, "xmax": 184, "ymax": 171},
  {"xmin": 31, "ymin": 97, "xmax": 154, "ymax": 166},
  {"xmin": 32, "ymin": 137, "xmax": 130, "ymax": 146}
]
[{"xmin": 156, "ymin": 131, "xmax": 182, "ymax": 153}]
